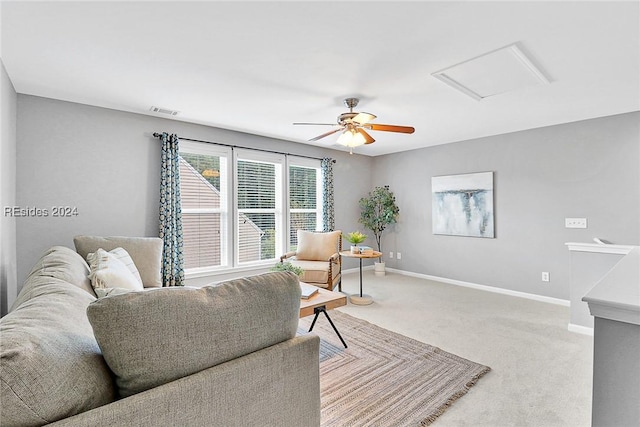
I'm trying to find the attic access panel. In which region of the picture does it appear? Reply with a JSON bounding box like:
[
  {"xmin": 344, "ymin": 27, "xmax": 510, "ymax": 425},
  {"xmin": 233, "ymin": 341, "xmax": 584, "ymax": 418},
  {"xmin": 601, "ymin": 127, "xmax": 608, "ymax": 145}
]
[{"xmin": 432, "ymin": 44, "xmax": 549, "ymax": 100}]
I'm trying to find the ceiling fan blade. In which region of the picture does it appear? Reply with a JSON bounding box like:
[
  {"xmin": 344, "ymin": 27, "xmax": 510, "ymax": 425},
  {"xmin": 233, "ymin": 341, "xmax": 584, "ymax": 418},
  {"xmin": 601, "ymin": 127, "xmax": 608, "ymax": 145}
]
[
  {"xmin": 357, "ymin": 128, "xmax": 375, "ymax": 144},
  {"xmin": 309, "ymin": 128, "xmax": 342, "ymax": 141},
  {"xmin": 352, "ymin": 112, "xmax": 376, "ymax": 125},
  {"xmin": 366, "ymin": 123, "xmax": 415, "ymax": 134},
  {"xmin": 293, "ymin": 122, "xmax": 338, "ymax": 126}
]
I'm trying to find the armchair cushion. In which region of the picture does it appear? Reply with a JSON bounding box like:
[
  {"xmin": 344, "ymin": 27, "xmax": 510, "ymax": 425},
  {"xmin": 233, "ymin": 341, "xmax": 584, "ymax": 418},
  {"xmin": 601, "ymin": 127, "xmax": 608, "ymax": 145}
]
[
  {"xmin": 290, "ymin": 259, "xmax": 340, "ymax": 288},
  {"xmin": 295, "ymin": 230, "xmax": 341, "ymax": 261}
]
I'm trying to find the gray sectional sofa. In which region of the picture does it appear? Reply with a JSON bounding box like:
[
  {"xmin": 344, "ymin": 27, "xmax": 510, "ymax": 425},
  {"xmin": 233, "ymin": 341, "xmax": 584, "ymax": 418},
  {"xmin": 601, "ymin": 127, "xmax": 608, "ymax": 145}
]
[{"xmin": 0, "ymin": 244, "xmax": 320, "ymax": 426}]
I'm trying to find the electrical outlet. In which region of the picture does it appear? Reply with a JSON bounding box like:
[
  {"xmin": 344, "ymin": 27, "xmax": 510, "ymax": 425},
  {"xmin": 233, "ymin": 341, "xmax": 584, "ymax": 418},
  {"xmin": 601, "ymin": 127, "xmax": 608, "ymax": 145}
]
[
  {"xmin": 542, "ymin": 272, "xmax": 550, "ymax": 282},
  {"xmin": 565, "ymin": 218, "xmax": 587, "ymax": 228},
  {"xmin": 397, "ymin": 252, "xmax": 402, "ymax": 260},
  {"xmin": 389, "ymin": 252, "xmax": 394, "ymax": 259}
]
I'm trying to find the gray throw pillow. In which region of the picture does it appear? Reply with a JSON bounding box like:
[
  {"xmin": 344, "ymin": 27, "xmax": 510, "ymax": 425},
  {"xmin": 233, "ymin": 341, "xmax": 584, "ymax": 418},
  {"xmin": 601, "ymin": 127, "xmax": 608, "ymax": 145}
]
[{"xmin": 86, "ymin": 271, "xmax": 301, "ymax": 398}]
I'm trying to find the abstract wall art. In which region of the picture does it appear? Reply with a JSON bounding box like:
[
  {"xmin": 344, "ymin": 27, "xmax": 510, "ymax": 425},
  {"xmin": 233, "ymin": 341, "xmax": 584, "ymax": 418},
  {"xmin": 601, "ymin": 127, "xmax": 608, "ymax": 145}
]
[{"xmin": 432, "ymin": 172, "xmax": 494, "ymax": 238}]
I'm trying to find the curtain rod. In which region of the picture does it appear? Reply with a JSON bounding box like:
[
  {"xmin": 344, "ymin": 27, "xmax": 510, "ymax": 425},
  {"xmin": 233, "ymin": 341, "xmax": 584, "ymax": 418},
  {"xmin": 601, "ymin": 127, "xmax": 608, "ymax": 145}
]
[{"xmin": 152, "ymin": 133, "xmax": 336, "ymax": 163}]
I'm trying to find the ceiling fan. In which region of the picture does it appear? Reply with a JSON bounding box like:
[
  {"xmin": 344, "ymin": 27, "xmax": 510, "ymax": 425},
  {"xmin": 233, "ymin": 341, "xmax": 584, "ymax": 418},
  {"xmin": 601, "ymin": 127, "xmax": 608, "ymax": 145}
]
[{"xmin": 293, "ymin": 98, "xmax": 415, "ymax": 152}]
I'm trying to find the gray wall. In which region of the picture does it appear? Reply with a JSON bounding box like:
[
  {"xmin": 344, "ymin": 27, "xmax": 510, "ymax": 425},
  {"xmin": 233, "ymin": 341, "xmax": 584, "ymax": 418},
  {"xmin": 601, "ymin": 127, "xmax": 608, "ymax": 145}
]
[
  {"xmin": 14, "ymin": 95, "xmax": 640, "ymax": 300},
  {"xmin": 372, "ymin": 112, "xmax": 640, "ymax": 300},
  {"xmin": 592, "ymin": 317, "xmax": 640, "ymax": 426},
  {"xmin": 1, "ymin": 59, "xmax": 18, "ymax": 316},
  {"xmin": 15, "ymin": 95, "xmax": 372, "ymax": 289},
  {"xmin": 569, "ymin": 251, "xmax": 625, "ymax": 328}
]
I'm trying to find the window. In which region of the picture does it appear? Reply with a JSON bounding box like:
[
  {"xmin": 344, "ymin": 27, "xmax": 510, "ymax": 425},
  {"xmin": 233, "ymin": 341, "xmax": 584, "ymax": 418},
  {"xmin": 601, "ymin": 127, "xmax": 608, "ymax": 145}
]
[
  {"xmin": 235, "ymin": 151, "xmax": 283, "ymax": 265},
  {"xmin": 179, "ymin": 142, "xmax": 322, "ymax": 274},
  {"xmin": 178, "ymin": 142, "xmax": 231, "ymax": 272},
  {"xmin": 288, "ymin": 159, "xmax": 322, "ymax": 251}
]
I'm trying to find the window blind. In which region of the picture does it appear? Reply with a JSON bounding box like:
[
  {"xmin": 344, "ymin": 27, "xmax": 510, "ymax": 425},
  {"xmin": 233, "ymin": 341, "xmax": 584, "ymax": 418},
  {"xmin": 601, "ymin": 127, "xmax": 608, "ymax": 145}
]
[
  {"xmin": 179, "ymin": 153, "xmax": 226, "ymax": 269},
  {"xmin": 289, "ymin": 165, "xmax": 321, "ymax": 250},
  {"xmin": 237, "ymin": 159, "xmax": 279, "ymax": 263}
]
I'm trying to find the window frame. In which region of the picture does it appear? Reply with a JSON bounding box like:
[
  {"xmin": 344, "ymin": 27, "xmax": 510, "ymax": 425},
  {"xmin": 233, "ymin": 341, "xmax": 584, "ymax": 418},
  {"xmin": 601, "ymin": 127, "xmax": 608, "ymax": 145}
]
[
  {"xmin": 178, "ymin": 141, "xmax": 232, "ymax": 275},
  {"xmin": 286, "ymin": 156, "xmax": 323, "ymax": 252},
  {"xmin": 233, "ymin": 149, "xmax": 285, "ymax": 268},
  {"xmin": 178, "ymin": 142, "xmax": 323, "ymax": 277}
]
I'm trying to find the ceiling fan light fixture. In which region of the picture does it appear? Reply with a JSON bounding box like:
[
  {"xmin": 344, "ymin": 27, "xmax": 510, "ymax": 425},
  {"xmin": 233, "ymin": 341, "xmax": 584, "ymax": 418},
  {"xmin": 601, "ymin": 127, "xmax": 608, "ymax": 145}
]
[
  {"xmin": 337, "ymin": 129, "xmax": 366, "ymax": 147},
  {"xmin": 352, "ymin": 112, "xmax": 376, "ymax": 124},
  {"xmin": 295, "ymin": 97, "xmax": 415, "ymax": 146}
]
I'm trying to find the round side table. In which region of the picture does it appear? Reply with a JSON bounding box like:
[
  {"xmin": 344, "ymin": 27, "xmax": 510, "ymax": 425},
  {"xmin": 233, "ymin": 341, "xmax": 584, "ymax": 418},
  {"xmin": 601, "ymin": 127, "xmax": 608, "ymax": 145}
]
[{"xmin": 339, "ymin": 250, "xmax": 382, "ymax": 305}]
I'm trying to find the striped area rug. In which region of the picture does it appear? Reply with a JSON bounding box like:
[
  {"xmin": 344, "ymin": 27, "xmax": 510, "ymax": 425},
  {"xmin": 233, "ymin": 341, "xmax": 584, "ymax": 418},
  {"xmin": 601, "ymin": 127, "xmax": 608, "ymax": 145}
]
[{"xmin": 298, "ymin": 311, "xmax": 490, "ymax": 426}]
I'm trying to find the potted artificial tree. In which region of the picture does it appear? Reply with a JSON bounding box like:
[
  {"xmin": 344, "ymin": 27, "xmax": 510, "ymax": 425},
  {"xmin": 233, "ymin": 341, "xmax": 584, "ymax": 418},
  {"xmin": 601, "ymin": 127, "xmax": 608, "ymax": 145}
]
[{"xmin": 359, "ymin": 185, "xmax": 400, "ymax": 276}]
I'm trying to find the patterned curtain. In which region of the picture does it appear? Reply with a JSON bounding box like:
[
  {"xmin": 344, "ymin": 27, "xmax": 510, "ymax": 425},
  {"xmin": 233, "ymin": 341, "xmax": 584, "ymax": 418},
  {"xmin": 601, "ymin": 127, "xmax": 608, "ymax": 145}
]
[
  {"xmin": 159, "ymin": 133, "xmax": 184, "ymax": 286},
  {"xmin": 321, "ymin": 157, "xmax": 335, "ymax": 232}
]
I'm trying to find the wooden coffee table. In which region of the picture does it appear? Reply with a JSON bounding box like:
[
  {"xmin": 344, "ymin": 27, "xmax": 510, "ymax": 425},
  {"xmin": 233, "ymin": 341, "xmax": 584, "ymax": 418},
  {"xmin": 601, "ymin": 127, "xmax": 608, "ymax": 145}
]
[{"xmin": 300, "ymin": 285, "xmax": 347, "ymax": 348}]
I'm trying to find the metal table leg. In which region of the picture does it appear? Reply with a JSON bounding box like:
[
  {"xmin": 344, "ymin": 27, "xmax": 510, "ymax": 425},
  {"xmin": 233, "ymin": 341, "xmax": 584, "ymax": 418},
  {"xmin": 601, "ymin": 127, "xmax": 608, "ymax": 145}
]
[
  {"xmin": 308, "ymin": 306, "xmax": 347, "ymax": 348},
  {"xmin": 350, "ymin": 257, "xmax": 373, "ymax": 305}
]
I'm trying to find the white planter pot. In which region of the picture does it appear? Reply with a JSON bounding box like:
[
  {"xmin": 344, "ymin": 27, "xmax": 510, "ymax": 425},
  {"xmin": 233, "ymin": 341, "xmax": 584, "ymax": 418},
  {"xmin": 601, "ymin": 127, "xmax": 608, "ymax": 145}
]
[
  {"xmin": 350, "ymin": 245, "xmax": 359, "ymax": 254},
  {"xmin": 374, "ymin": 261, "xmax": 386, "ymax": 276}
]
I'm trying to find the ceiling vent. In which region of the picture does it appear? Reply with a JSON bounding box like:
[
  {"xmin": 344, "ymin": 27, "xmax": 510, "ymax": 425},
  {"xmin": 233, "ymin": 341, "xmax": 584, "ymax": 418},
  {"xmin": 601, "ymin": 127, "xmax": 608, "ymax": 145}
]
[
  {"xmin": 149, "ymin": 106, "xmax": 180, "ymax": 116},
  {"xmin": 432, "ymin": 43, "xmax": 550, "ymax": 101}
]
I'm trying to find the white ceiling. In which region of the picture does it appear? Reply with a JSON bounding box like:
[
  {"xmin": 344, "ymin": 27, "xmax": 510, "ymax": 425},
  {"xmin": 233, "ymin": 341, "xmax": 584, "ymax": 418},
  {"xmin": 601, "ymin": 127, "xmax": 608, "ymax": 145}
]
[{"xmin": 2, "ymin": 1, "xmax": 639, "ymax": 156}]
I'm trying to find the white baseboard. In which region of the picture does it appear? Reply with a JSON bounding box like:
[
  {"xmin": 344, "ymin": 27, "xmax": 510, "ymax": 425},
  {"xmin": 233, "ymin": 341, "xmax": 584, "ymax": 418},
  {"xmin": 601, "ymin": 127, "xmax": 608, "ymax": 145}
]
[
  {"xmin": 384, "ymin": 268, "xmax": 571, "ymax": 307},
  {"xmin": 342, "ymin": 265, "xmax": 374, "ymax": 275},
  {"xmin": 568, "ymin": 323, "xmax": 594, "ymax": 336}
]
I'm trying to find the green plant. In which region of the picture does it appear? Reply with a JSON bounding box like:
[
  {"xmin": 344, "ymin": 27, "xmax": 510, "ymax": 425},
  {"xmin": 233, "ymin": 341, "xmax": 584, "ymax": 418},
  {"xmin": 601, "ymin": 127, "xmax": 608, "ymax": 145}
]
[
  {"xmin": 271, "ymin": 261, "xmax": 304, "ymax": 277},
  {"xmin": 343, "ymin": 231, "xmax": 367, "ymax": 245},
  {"xmin": 359, "ymin": 185, "xmax": 399, "ymax": 260}
]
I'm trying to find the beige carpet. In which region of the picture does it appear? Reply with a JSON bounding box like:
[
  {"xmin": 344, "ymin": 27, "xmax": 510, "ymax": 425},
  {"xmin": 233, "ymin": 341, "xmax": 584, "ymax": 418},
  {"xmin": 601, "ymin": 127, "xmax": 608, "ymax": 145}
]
[{"xmin": 299, "ymin": 311, "xmax": 491, "ymax": 426}]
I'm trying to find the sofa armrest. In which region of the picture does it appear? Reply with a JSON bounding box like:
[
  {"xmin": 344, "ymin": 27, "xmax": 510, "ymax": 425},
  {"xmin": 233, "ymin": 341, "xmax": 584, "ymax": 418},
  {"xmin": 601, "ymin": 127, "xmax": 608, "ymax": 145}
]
[
  {"xmin": 329, "ymin": 252, "xmax": 340, "ymax": 263},
  {"xmin": 50, "ymin": 335, "xmax": 320, "ymax": 427}
]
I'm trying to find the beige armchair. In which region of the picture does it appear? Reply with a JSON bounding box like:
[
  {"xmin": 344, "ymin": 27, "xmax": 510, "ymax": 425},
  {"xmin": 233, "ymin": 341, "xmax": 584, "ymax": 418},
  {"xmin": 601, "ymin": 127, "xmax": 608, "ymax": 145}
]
[{"xmin": 280, "ymin": 230, "xmax": 342, "ymax": 291}]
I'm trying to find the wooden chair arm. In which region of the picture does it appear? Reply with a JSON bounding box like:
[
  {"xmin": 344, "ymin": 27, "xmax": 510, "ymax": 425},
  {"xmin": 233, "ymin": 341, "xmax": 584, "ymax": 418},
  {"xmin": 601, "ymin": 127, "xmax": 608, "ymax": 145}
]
[
  {"xmin": 280, "ymin": 252, "xmax": 296, "ymax": 262},
  {"xmin": 329, "ymin": 252, "xmax": 340, "ymax": 263}
]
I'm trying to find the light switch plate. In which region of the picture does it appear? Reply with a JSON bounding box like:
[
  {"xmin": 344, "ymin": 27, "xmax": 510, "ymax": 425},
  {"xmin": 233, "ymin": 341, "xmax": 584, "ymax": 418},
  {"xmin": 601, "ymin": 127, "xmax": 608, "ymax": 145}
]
[{"xmin": 565, "ymin": 218, "xmax": 587, "ymax": 228}]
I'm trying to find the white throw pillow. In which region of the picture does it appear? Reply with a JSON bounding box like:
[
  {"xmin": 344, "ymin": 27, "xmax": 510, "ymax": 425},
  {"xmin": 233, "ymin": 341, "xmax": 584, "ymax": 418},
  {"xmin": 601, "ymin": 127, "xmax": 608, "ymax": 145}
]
[
  {"xmin": 108, "ymin": 247, "xmax": 143, "ymax": 286},
  {"xmin": 87, "ymin": 248, "xmax": 144, "ymax": 292}
]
